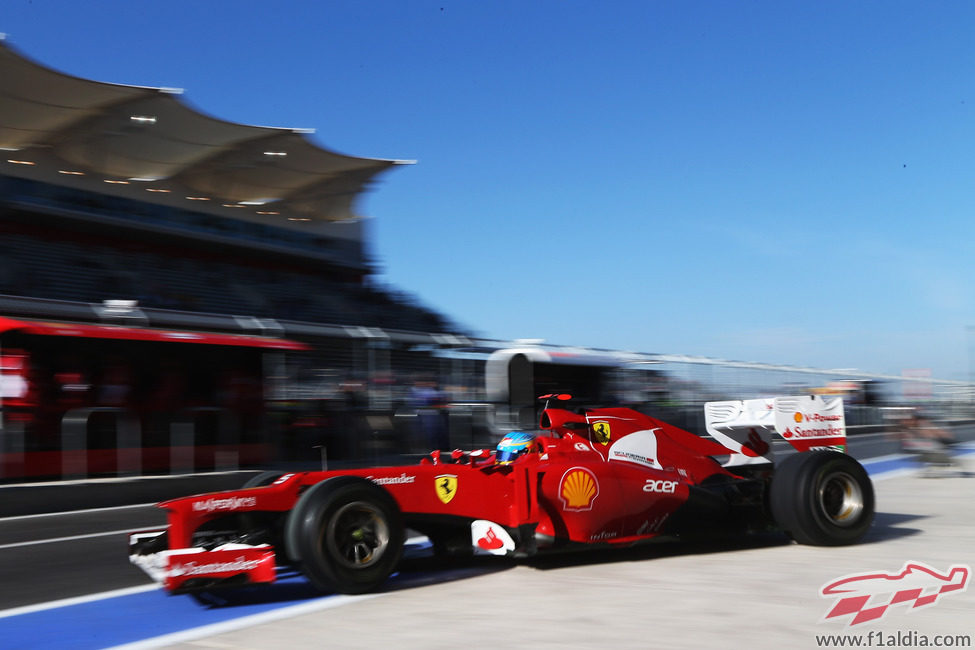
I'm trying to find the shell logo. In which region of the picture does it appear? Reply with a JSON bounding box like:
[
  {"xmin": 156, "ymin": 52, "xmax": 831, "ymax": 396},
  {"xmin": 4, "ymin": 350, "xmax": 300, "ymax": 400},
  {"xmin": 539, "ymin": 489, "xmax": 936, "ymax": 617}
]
[
  {"xmin": 794, "ymin": 411, "xmax": 804, "ymax": 423},
  {"xmin": 559, "ymin": 467, "xmax": 599, "ymax": 511}
]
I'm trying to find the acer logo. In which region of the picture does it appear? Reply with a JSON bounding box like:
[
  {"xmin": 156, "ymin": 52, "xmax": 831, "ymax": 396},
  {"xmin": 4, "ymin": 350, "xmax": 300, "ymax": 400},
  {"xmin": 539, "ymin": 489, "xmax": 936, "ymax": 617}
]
[
  {"xmin": 820, "ymin": 562, "xmax": 970, "ymax": 626},
  {"xmin": 643, "ymin": 479, "xmax": 677, "ymax": 494}
]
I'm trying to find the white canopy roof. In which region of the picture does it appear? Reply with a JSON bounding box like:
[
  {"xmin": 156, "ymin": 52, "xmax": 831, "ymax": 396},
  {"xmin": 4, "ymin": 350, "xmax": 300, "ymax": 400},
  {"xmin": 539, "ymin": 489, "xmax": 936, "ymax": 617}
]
[{"xmin": 0, "ymin": 37, "xmax": 409, "ymax": 223}]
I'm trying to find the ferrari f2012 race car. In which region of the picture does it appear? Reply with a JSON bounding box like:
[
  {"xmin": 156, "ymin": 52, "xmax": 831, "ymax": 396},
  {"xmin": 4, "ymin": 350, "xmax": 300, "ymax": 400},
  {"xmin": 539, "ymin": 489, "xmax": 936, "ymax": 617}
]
[{"xmin": 130, "ymin": 394, "xmax": 874, "ymax": 594}]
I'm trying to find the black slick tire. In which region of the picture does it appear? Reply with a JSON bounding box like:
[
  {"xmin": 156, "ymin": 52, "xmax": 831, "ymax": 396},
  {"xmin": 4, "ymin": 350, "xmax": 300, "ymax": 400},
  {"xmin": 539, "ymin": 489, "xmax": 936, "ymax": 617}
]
[
  {"xmin": 242, "ymin": 471, "xmax": 284, "ymax": 488},
  {"xmin": 769, "ymin": 450, "xmax": 875, "ymax": 546},
  {"xmin": 284, "ymin": 476, "xmax": 404, "ymax": 594}
]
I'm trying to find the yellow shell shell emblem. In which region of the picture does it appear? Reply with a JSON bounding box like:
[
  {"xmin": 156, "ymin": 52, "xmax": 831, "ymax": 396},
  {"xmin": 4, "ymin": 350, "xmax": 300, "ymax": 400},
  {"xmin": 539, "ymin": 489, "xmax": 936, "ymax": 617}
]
[
  {"xmin": 794, "ymin": 411, "xmax": 803, "ymax": 423},
  {"xmin": 559, "ymin": 467, "xmax": 599, "ymax": 511}
]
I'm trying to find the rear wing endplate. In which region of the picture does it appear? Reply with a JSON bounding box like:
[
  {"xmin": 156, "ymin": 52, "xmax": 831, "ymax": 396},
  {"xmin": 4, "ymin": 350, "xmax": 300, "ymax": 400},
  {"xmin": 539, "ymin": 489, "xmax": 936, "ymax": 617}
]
[{"xmin": 704, "ymin": 395, "xmax": 846, "ymax": 465}]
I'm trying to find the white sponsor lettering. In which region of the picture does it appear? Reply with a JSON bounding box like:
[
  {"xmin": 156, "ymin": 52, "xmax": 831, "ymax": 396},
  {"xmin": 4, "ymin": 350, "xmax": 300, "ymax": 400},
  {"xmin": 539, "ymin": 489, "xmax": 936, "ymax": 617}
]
[
  {"xmin": 590, "ymin": 530, "xmax": 618, "ymax": 541},
  {"xmin": 607, "ymin": 429, "xmax": 662, "ymax": 470},
  {"xmin": 611, "ymin": 450, "xmax": 656, "ymax": 466},
  {"xmin": 368, "ymin": 473, "xmax": 416, "ymax": 485},
  {"xmin": 191, "ymin": 496, "xmax": 258, "ymax": 513},
  {"xmin": 169, "ymin": 556, "xmax": 262, "ymax": 577},
  {"xmin": 636, "ymin": 513, "xmax": 671, "ymax": 535},
  {"xmin": 643, "ymin": 479, "xmax": 678, "ymax": 494}
]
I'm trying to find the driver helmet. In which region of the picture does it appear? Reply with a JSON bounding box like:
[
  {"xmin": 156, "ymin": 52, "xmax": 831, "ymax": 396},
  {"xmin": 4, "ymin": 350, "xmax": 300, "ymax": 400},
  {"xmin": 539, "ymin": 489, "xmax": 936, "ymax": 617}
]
[{"xmin": 495, "ymin": 431, "xmax": 536, "ymax": 464}]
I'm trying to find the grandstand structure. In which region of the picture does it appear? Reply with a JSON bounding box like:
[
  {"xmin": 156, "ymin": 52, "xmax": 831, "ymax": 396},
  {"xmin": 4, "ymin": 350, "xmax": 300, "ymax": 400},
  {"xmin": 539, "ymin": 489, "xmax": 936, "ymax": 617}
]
[
  {"xmin": 0, "ymin": 38, "xmax": 480, "ymax": 479},
  {"xmin": 0, "ymin": 37, "xmax": 459, "ymax": 339}
]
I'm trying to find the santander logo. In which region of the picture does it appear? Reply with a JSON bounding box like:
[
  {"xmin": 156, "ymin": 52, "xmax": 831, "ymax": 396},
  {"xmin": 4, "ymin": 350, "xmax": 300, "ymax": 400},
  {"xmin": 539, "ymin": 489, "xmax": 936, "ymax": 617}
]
[
  {"xmin": 477, "ymin": 527, "xmax": 505, "ymax": 551},
  {"xmin": 470, "ymin": 520, "xmax": 515, "ymax": 555},
  {"xmin": 820, "ymin": 562, "xmax": 970, "ymax": 626}
]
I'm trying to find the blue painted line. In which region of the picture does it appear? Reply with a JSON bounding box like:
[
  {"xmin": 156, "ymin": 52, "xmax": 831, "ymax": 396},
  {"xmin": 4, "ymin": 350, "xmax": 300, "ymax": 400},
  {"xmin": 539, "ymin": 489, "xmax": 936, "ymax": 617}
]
[
  {"xmin": 0, "ymin": 541, "xmax": 452, "ymax": 650},
  {"xmin": 0, "ymin": 572, "xmax": 330, "ymax": 650},
  {"xmin": 861, "ymin": 445, "xmax": 973, "ymax": 478},
  {"xmin": 862, "ymin": 455, "xmax": 920, "ymax": 476}
]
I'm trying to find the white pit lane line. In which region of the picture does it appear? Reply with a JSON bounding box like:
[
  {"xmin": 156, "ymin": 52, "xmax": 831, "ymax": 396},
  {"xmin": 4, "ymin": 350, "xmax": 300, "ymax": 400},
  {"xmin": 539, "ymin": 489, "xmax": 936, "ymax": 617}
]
[
  {"xmin": 0, "ymin": 532, "xmax": 431, "ymax": 621},
  {"xmin": 104, "ymin": 593, "xmax": 386, "ymax": 650},
  {"xmin": 0, "ymin": 527, "xmax": 147, "ymax": 550},
  {"xmin": 0, "ymin": 584, "xmax": 159, "ymax": 620},
  {"xmin": 0, "ymin": 502, "xmax": 158, "ymax": 522}
]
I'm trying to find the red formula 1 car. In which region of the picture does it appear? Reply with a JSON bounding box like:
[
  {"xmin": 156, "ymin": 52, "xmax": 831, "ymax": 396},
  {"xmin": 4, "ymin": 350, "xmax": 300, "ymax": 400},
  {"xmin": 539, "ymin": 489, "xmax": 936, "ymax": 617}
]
[{"xmin": 130, "ymin": 394, "xmax": 874, "ymax": 594}]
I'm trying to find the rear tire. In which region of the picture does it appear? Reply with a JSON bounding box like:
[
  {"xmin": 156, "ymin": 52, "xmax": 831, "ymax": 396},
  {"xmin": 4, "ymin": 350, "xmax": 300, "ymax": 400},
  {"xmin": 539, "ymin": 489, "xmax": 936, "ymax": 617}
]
[
  {"xmin": 285, "ymin": 476, "xmax": 404, "ymax": 594},
  {"xmin": 770, "ymin": 450, "xmax": 874, "ymax": 546}
]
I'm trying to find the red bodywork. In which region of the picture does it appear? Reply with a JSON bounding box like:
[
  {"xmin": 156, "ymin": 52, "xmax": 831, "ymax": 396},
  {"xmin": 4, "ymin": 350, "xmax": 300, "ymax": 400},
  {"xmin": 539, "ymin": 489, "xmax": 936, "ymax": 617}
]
[{"xmin": 134, "ymin": 404, "xmax": 748, "ymax": 592}]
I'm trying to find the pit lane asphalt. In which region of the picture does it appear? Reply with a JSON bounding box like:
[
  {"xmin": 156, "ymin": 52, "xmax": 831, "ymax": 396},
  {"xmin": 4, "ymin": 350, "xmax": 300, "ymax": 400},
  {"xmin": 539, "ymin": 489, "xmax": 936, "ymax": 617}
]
[
  {"xmin": 0, "ymin": 505, "xmax": 162, "ymax": 610},
  {"xmin": 156, "ymin": 453, "xmax": 975, "ymax": 650},
  {"xmin": 0, "ymin": 472, "xmax": 259, "ymax": 611}
]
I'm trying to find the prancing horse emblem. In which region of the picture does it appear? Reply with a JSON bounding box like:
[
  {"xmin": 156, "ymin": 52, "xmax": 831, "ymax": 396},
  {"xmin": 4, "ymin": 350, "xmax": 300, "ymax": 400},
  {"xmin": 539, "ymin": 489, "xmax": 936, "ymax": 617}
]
[
  {"xmin": 592, "ymin": 421, "xmax": 612, "ymax": 446},
  {"xmin": 435, "ymin": 474, "xmax": 458, "ymax": 504}
]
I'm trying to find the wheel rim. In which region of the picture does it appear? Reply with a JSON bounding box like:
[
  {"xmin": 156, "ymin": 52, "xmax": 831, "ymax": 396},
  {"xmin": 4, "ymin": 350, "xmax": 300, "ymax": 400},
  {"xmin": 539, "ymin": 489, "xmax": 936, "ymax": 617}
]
[
  {"xmin": 325, "ymin": 501, "xmax": 390, "ymax": 569},
  {"xmin": 817, "ymin": 471, "xmax": 864, "ymax": 526}
]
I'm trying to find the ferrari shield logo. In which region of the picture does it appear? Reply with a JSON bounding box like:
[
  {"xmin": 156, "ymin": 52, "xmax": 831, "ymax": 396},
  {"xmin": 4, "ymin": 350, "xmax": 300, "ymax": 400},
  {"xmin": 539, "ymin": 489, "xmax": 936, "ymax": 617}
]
[
  {"xmin": 592, "ymin": 421, "xmax": 612, "ymax": 446},
  {"xmin": 435, "ymin": 474, "xmax": 458, "ymax": 504}
]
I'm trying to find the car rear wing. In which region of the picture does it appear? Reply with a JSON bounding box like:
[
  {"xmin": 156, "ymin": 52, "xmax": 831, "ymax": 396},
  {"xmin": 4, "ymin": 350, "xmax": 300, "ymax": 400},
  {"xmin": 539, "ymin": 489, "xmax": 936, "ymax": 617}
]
[{"xmin": 704, "ymin": 395, "xmax": 846, "ymax": 465}]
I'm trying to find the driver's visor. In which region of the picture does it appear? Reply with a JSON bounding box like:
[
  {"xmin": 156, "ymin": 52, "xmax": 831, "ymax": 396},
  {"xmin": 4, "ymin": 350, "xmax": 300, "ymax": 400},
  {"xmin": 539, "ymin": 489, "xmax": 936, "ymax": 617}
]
[{"xmin": 495, "ymin": 447, "xmax": 526, "ymax": 464}]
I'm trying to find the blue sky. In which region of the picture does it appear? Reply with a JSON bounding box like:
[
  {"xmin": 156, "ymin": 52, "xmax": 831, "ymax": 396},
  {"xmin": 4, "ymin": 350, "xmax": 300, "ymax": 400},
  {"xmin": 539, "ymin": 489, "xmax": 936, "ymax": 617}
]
[{"xmin": 4, "ymin": 1, "xmax": 975, "ymax": 379}]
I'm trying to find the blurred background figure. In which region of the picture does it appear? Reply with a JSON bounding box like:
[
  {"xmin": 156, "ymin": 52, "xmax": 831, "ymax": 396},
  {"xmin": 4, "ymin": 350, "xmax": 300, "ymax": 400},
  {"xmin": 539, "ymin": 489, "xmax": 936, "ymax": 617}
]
[
  {"xmin": 96, "ymin": 357, "xmax": 132, "ymax": 407},
  {"xmin": 1, "ymin": 350, "xmax": 39, "ymax": 440},
  {"xmin": 410, "ymin": 377, "xmax": 447, "ymax": 451},
  {"xmin": 895, "ymin": 409, "xmax": 964, "ymax": 477}
]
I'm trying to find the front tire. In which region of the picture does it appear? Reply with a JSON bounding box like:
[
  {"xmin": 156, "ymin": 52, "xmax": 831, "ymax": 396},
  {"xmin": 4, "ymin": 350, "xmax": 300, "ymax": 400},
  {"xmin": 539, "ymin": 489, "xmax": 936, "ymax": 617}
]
[
  {"xmin": 242, "ymin": 470, "xmax": 284, "ymax": 488},
  {"xmin": 285, "ymin": 476, "xmax": 404, "ymax": 593},
  {"xmin": 769, "ymin": 450, "xmax": 874, "ymax": 546}
]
